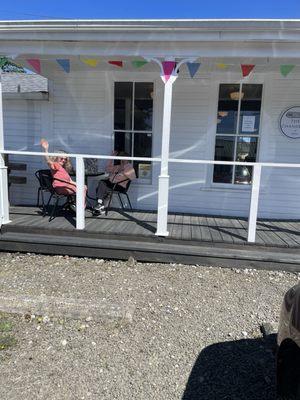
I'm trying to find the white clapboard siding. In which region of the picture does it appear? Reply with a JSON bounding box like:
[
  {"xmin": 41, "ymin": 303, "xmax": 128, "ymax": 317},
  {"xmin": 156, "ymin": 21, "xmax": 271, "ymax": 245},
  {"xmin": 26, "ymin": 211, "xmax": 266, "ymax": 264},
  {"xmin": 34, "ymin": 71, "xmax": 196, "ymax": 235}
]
[
  {"xmin": 50, "ymin": 71, "xmax": 160, "ymax": 210},
  {"xmin": 168, "ymin": 77, "xmax": 251, "ymax": 216},
  {"xmin": 3, "ymin": 99, "xmax": 44, "ymax": 205},
  {"xmin": 3, "ymin": 71, "xmax": 300, "ymax": 219},
  {"xmin": 258, "ymin": 76, "xmax": 300, "ymax": 219}
]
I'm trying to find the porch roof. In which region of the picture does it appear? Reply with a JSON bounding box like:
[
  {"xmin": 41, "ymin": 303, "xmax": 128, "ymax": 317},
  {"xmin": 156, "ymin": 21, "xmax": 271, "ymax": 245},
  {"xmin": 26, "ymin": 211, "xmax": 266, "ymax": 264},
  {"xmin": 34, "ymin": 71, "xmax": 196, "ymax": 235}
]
[{"xmin": 2, "ymin": 19, "xmax": 300, "ymax": 59}]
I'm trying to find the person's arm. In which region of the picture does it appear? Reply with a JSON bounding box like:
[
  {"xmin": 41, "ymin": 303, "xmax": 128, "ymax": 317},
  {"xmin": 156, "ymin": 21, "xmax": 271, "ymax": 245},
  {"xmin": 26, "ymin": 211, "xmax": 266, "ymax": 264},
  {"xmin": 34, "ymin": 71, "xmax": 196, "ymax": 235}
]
[
  {"xmin": 105, "ymin": 150, "xmax": 118, "ymax": 173},
  {"xmin": 113, "ymin": 163, "xmax": 136, "ymax": 183},
  {"xmin": 40, "ymin": 138, "xmax": 56, "ymax": 170},
  {"xmin": 123, "ymin": 163, "xmax": 136, "ymax": 180}
]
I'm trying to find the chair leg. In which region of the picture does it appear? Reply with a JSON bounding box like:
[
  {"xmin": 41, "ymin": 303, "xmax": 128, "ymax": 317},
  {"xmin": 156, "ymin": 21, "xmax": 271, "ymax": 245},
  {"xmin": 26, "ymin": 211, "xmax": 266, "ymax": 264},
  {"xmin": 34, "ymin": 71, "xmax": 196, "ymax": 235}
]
[
  {"xmin": 43, "ymin": 193, "xmax": 53, "ymax": 217},
  {"xmin": 125, "ymin": 194, "xmax": 133, "ymax": 210},
  {"xmin": 37, "ymin": 188, "xmax": 41, "ymax": 208},
  {"xmin": 49, "ymin": 197, "xmax": 59, "ymax": 222},
  {"xmin": 105, "ymin": 191, "xmax": 114, "ymax": 216},
  {"xmin": 117, "ymin": 193, "xmax": 124, "ymax": 209}
]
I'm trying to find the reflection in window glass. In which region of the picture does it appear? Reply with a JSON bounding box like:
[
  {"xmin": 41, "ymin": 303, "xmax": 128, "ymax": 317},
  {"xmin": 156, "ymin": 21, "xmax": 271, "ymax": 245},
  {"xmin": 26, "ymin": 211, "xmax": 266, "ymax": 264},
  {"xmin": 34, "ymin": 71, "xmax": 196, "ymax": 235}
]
[
  {"xmin": 216, "ymin": 84, "xmax": 239, "ymax": 134},
  {"xmin": 234, "ymin": 166, "xmax": 253, "ymax": 185},
  {"xmin": 214, "ymin": 136, "xmax": 235, "ymax": 183},
  {"xmin": 213, "ymin": 165, "xmax": 234, "ymax": 184},
  {"xmin": 134, "ymin": 83, "xmax": 153, "ymax": 131},
  {"xmin": 236, "ymin": 137, "xmax": 258, "ymax": 162},
  {"xmin": 133, "ymin": 132, "xmax": 152, "ymax": 177},
  {"xmin": 239, "ymin": 84, "xmax": 262, "ymax": 134},
  {"xmin": 214, "ymin": 136, "xmax": 235, "ymax": 161},
  {"xmin": 113, "ymin": 82, "xmax": 153, "ymax": 180},
  {"xmin": 213, "ymin": 83, "xmax": 262, "ymax": 185},
  {"xmin": 114, "ymin": 82, "xmax": 133, "ymax": 130},
  {"xmin": 114, "ymin": 132, "xmax": 132, "ymax": 155}
]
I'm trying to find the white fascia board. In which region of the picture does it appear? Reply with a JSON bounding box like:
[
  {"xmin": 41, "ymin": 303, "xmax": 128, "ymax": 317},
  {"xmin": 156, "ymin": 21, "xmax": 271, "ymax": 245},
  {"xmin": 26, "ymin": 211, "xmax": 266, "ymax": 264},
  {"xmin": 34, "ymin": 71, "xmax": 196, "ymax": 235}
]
[
  {"xmin": 1, "ymin": 19, "xmax": 300, "ymax": 42},
  {"xmin": 2, "ymin": 40, "xmax": 300, "ymax": 59}
]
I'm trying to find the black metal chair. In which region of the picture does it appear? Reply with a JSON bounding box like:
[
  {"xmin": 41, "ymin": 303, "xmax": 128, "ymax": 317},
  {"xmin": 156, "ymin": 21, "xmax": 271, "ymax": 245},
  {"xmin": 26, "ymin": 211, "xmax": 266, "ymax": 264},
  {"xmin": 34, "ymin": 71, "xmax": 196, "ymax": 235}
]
[
  {"xmin": 35, "ymin": 169, "xmax": 75, "ymax": 222},
  {"xmin": 105, "ymin": 179, "xmax": 133, "ymax": 215}
]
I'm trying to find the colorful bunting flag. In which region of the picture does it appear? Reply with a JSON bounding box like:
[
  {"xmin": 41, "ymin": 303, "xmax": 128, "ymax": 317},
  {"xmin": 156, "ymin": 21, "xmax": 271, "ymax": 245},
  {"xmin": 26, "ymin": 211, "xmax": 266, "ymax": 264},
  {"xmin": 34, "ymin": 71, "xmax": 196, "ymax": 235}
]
[
  {"xmin": 280, "ymin": 64, "xmax": 295, "ymax": 77},
  {"xmin": 56, "ymin": 59, "xmax": 70, "ymax": 73},
  {"xmin": 80, "ymin": 58, "xmax": 100, "ymax": 68},
  {"xmin": 187, "ymin": 62, "xmax": 201, "ymax": 78},
  {"xmin": 27, "ymin": 59, "xmax": 41, "ymax": 74},
  {"xmin": 108, "ymin": 61, "xmax": 123, "ymax": 68},
  {"xmin": 216, "ymin": 63, "xmax": 228, "ymax": 69},
  {"xmin": 162, "ymin": 61, "xmax": 176, "ymax": 82},
  {"xmin": 132, "ymin": 60, "xmax": 148, "ymax": 69},
  {"xmin": 241, "ymin": 64, "xmax": 255, "ymax": 77}
]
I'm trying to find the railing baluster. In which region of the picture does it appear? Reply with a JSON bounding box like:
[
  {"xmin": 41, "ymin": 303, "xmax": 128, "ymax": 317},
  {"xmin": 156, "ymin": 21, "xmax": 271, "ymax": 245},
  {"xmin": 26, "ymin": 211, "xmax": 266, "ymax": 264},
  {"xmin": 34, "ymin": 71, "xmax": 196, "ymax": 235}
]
[
  {"xmin": 247, "ymin": 164, "xmax": 262, "ymax": 243},
  {"xmin": 76, "ymin": 156, "xmax": 85, "ymax": 230}
]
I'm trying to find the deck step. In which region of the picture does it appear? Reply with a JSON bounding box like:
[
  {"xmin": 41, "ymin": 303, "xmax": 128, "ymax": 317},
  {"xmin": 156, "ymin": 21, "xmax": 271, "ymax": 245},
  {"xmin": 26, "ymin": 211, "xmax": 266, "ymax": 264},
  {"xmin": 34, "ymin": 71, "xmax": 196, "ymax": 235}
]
[{"xmin": 0, "ymin": 230, "xmax": 300, "ymax": 271}]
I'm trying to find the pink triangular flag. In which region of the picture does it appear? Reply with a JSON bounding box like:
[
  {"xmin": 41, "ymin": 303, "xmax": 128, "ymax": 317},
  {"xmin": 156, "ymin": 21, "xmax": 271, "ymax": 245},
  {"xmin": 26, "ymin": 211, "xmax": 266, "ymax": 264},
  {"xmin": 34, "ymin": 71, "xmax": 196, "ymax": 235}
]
[
  {"xmin": 241, "ymin": 64, "xmax": 255, "ymax": 77},
  {"xmin": 108, "ymin": 61, "xmax": 123, "ymax": 68},
  {"xmin": 162, "ymin": 61, "xmax": 176, "ymax": 82},
  {"xmin": 27, "ymin": 59, "xmax": 41, "ymax": 74}
]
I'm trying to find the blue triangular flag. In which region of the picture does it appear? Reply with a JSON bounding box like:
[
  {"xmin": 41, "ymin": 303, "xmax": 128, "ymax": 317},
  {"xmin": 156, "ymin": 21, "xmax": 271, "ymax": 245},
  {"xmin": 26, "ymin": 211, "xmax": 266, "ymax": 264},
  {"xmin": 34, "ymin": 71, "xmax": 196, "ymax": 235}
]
[
  {"xmin": 56, "ymin": 59, "xmax": 70, "ymax": 73},
  {"xmin": 187, "ymin": 62, "xmax": 201, "ymax": 78}
]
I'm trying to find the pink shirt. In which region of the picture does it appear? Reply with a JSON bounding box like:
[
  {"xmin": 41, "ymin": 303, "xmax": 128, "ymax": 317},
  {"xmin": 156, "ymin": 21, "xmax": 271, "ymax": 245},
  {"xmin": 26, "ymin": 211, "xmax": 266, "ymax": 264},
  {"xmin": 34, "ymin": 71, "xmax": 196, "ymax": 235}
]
[
  {"xmin": 51, "ymin": 163, "xmax": 73, "ymax": 188},
  {"xmin": 106, "ymin": 160, "xmax": 136, "ymax": 188}
]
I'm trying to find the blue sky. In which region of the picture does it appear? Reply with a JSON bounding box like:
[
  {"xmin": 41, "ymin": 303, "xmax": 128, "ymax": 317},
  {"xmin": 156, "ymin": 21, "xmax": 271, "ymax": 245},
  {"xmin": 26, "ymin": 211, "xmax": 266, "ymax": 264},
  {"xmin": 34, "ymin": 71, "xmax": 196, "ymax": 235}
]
[{"xmin": 0, "ymin": 0, "xmax": 299, "ymax": 20}]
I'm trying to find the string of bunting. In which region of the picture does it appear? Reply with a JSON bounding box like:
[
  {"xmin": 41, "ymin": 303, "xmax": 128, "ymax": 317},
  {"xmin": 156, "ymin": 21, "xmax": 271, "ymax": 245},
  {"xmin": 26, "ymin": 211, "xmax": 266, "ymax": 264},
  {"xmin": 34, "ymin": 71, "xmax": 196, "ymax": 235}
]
[{"xmin": 0, "ymin": 56, "xmax": 297, "ymax": 79}]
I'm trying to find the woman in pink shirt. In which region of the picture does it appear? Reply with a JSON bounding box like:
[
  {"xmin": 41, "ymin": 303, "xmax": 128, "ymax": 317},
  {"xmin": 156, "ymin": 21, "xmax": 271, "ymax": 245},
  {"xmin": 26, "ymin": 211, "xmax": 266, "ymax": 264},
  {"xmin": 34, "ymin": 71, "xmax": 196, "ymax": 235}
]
[
  {"xmin": 94, "ymin": 151, "xmax": 136, "ymax": 214},
  {"xmin": 41, "ymin": 139, "xmax": 87, "ymax": 205}
]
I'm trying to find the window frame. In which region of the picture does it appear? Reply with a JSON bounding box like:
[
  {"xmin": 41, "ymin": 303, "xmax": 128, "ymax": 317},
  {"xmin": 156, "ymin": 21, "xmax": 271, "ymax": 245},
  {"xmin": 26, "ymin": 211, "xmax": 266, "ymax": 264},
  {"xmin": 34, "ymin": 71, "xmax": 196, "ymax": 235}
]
[
  {"xmin": 112, "ymin": 79, "xmax": 155, "ymax": 184},
  {"xmin": 211, "ymin": 80, "xmax": 264, "ymax": 188}
]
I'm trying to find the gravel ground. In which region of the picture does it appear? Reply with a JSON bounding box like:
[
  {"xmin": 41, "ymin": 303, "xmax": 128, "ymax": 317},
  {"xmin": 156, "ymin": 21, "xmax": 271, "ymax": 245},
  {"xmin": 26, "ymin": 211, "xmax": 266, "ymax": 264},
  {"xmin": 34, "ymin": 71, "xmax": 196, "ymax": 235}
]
[{"xmin": 0, "ymin": 252, "xmax": 299, "ymax": 400}]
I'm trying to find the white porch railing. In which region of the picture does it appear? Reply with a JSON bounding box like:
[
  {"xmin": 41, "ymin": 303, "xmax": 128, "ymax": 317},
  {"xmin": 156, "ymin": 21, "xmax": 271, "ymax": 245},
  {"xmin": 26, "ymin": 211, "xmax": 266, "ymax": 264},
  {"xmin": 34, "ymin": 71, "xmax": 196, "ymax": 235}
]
[{"xmin": 0, "ymin": 149, "xmax": 299, "ymax": 243}]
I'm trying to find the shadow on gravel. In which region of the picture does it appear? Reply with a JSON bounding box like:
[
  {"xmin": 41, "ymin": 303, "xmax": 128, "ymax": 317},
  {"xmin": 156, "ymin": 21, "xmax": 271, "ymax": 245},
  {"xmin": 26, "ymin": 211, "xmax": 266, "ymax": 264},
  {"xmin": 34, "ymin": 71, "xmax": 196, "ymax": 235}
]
[{"xmin": 182, "ymin": 335, "xmax": 277, "ymax": 400}]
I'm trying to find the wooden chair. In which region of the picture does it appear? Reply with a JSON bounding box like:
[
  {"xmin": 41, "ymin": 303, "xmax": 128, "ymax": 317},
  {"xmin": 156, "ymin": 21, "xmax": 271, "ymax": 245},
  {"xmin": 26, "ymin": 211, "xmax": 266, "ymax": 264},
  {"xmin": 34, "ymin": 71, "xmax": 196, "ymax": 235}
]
[{"xmin": 105, "ymin": 179, "xmax": 133, "ymax": 215}]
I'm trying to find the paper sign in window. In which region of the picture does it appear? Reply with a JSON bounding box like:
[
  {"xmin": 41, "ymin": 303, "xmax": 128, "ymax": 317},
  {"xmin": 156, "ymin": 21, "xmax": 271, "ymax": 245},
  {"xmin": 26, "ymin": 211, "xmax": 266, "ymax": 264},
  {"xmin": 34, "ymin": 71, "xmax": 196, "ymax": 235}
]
[{"xmin": 242, "ymin": 116, "xmax": 256, "ymax": 132}]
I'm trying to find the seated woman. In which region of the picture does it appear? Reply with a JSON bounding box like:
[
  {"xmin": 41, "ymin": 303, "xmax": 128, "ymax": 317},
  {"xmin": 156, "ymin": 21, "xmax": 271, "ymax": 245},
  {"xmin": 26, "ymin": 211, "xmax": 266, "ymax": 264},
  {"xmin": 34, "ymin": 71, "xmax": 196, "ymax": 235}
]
[
  {"xmin": 94, "ymin": 151, "xmax": 136, "ymax": 214},
  {"xmin": 40, "ymin": 138, "xmax": 87, "ymax": 210}
]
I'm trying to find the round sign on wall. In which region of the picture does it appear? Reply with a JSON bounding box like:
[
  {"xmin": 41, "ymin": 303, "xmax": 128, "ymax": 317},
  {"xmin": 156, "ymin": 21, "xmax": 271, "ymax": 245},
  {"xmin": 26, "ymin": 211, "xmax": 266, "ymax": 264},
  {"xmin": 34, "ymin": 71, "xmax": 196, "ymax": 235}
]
[{"xmin": 279, "ymin": 106, "xmax": 300, "ymax": 139}]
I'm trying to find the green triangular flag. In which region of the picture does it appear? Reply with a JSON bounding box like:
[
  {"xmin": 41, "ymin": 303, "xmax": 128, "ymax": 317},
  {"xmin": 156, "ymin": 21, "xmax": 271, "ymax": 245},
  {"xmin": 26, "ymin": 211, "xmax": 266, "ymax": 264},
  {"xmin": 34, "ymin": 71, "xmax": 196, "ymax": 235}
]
[
  {"xmin": 280, "ymin": 64, "xmax": 295, "ymax": 77},
  {"xmin": 132, "ymin": 60, "xmax": 148, "ymax": 68}
]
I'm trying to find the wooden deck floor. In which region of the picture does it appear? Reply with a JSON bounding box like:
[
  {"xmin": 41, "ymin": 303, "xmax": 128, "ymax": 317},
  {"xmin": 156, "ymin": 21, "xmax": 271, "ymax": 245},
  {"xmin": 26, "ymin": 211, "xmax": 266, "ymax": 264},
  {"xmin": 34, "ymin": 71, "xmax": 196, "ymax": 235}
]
[
  {"xmin": 3, "ymin": 206, "xmax": 300, "ymax": 248},
  {"xmin": 1, "ymin": 206, "xmax": 300, "ymax": 269}
]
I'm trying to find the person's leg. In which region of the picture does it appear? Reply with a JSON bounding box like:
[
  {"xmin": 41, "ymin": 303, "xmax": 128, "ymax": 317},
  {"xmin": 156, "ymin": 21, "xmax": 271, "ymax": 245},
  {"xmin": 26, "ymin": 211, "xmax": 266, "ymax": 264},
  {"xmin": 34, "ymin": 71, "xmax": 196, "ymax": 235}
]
[
  {"xmin": 94, "ymin": 180, "xmax": 110, "ymax": 213},
  {"xmin": 96, "ymin": 180, "xmax": 110, "ymax": 202}
]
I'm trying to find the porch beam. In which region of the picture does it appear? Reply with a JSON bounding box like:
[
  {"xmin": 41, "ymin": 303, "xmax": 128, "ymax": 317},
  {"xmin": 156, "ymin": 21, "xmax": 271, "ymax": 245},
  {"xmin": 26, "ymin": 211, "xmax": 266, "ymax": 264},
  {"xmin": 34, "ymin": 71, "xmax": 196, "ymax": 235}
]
[
  {"xmin": 0, "ymin": 74, "xmax": 10, "ymax": 226},
  {"xmin": 156, "ymin": 75, "xmax": 177, "ymax": 236},
  {"xmin": 247, "ymin": 164, "xmax": 262, "ymax": 243},
  {"xmin": 76, "ymin": 156, "xmax": 85, "ymax": 230}
]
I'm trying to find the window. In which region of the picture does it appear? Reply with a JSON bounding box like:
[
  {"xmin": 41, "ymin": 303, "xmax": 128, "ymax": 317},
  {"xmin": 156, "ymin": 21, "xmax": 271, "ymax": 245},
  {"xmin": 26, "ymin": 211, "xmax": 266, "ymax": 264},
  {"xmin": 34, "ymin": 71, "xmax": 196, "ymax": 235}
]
[
  {"xmin": 213, "ymin": 83, "xmax": 263, "ymax": 185},
  {"xmin": 114, "ymin": 82, "xmax": 153, "ymax": 180}
]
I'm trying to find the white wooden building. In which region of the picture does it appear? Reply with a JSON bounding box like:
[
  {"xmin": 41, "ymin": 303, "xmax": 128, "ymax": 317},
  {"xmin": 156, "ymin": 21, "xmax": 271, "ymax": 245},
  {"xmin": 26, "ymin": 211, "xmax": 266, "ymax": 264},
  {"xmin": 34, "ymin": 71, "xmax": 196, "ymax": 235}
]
[{"xmin": 0, "ymin": 19, "xmax": 300, "ymax": 242}]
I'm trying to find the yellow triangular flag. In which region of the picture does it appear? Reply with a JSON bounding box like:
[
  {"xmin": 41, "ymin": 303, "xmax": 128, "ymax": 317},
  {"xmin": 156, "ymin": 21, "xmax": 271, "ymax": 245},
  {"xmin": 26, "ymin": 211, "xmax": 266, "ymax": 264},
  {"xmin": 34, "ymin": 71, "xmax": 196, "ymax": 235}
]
[
  {"xmin": 216, "ymin": 63, "xmax": 227, "ymax": 69},
  {"xmin": 80, "ymin": 58, "xmax": 100, "ymax": 68}
]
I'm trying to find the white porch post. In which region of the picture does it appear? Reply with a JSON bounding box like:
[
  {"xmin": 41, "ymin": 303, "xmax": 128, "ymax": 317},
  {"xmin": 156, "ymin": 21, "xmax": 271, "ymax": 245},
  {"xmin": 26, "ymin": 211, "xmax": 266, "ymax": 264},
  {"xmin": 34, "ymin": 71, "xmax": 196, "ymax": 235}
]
[
  {"xmin": 0, "ymin": 74, "xmax": 10, "ymax": 226},
  {"xmin": 76, "ymin": 156, "xmax": 85, "ymax": 230},
  {"xmin": 156, "ymin": 74, "xmax": 177, "ymax": 236},
  {"xmin": 247, "ymin": 164, "xmax": 262, "ymax": 243}
]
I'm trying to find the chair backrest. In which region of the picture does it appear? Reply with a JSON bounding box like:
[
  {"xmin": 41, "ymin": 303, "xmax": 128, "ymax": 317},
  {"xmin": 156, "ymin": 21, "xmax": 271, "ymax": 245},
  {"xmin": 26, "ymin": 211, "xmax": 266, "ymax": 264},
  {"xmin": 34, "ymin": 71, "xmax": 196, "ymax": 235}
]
[
  {"xmin": 118, "ymin": 179, "xmax": 131, "ymax": 193},
  {"xmin": 124, "ymin": 179, "xmax": 132, "ymax": 192},
  {"xmin": 35, "ymin": 169, "xmax": 54, "ymax": 192}
]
